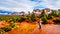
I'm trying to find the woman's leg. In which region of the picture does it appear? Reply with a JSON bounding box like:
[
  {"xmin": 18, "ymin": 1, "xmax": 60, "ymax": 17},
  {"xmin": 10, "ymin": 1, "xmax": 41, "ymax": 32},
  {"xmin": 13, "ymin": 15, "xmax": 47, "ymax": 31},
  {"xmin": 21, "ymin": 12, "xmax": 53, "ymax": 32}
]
[{"xmin": 38, "ymin": 23, "xmax": 41, "ymax": 29}]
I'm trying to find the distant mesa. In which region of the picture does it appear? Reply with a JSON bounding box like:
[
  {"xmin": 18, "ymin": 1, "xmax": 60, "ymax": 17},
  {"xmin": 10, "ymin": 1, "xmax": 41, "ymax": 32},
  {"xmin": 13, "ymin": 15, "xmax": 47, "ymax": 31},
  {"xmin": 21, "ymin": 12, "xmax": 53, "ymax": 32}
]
[
  {"xmin": 12, "ymin": 11, "xmax": 25, "ymax": 15},
  {"xmin": 0, "ymin": 8, "xmax": 52, "ymax": 15}
]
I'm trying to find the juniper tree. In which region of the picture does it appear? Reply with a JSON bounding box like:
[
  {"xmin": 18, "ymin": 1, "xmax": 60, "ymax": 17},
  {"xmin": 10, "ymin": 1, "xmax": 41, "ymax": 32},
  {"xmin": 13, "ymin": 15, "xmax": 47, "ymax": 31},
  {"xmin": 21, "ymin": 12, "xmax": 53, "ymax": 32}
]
[{"xmin": 40, "ymin": 9, "xmax": 48, "ymax": 24}]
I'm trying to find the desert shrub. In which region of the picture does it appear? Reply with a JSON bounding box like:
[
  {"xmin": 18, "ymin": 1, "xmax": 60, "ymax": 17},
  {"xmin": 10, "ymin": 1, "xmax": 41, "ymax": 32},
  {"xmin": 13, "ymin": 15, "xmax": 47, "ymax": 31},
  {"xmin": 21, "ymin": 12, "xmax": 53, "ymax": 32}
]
[
  {"xmin": 0, "ymin": 19, "xmax": 18, "ymax": 33},
  {"xmin": 17, "ymin": 16, "xmax": 26, "ymax": 22},
  {"xmin": 10, "ymin": 21, "xmax": 18, "ymax": 28},
  {"xmin": 1, "ymin": 26, "xmax": 12, "ymax": 32},
  {"xmin": 0, "ymin": 29, "xmax": 4, "ymax": 34},
  {"xmin": 47, "ymin": 14, "xmax": 53, "ymax": 19},
  {"xmin": 40, "ymin": 10, "xmax": 48, "ymax": 24},
  {"xmin": 27, "ymin": 12, "xmax": 36, "ymax": 22},
  {"xmin": 41, "ymin": 16, "xmax": 48, "ymax": 24},
  {"xmin": 53, "ymin": 19, "xmax": 60, "ymax": 24}
]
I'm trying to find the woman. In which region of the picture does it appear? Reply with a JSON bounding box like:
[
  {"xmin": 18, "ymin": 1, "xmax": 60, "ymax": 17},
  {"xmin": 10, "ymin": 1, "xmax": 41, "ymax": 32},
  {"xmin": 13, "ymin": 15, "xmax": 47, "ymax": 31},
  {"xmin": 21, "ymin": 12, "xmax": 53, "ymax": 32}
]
[{"xmin": 38, "ymin": 19, "xmax": 43, "ymax": 29}]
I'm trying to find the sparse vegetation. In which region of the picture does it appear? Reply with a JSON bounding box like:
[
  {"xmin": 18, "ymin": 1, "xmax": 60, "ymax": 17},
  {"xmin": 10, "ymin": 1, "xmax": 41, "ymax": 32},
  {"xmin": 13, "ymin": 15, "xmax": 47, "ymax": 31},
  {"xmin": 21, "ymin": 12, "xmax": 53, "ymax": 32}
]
[{"xmin": 0, "ymin": 9, "xmax": 60, "ymax": 34}]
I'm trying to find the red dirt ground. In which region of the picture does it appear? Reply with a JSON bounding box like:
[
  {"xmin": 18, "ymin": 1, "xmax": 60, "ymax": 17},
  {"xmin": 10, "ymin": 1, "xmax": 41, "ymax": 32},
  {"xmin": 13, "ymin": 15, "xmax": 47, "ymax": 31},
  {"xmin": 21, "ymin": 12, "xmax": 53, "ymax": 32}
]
[{"xmin": 2, "ymin": 21, "xmax": 60, "ymax": 34}]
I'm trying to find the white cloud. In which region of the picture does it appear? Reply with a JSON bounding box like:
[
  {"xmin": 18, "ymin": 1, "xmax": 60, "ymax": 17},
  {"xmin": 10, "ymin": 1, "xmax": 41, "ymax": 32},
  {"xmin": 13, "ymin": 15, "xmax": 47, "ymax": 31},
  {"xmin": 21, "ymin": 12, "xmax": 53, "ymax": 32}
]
[
  {"xmin": 40, "ymin": 0, "xmax": 60, "ymax": 9},
  {"xmin": 0, "ymin": 0, "xmax": 36, "ymax": 12},
  {"xmin": 0, "ymin": 0, "xmax": 60, "ymax": 13},
  {"xmin": 34, "ymin": 0, "xmax": 60, "ymax": 9}
]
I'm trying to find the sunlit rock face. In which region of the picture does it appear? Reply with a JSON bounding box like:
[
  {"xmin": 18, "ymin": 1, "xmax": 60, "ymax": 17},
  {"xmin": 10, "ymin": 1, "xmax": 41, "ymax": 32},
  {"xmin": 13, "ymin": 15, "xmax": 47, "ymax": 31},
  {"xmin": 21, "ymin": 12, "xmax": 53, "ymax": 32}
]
[
  {"xmin": 45, "ymin": 8, "xmax": 52, "ymax": 15},
  {"xmin": 12, "ymin": 12, "xmax": 19, "ymax": 15},
  {"xmin": 33, "ymin": 8, "xmax": 52, "ymax": 16},
  {"xmin": 19, "ymin": 12, "xmax": 26, "ymax": 15},
  {"xmin": 33, "ymin": 9, "xmax": 42, "ymax": 16},
  {"xmin": 45, "ymin": 11, "xmax": 52, "ymax": 15}
]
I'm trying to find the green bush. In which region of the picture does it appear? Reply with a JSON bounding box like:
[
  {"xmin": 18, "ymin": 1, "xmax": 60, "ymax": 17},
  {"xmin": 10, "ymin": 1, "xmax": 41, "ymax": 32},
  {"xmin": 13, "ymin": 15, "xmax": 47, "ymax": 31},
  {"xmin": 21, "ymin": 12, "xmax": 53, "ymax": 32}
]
[
  {"xmin": 27, "ymin": 12, "xmax": 36, "ymax": 22},
  {"xmin": 47, "ymin": 14, "xmax": 53, "ymax": 19},
  {"xmin": 2, "ymin": 26, "xmax": 12, "ymax": 32},
  {"xmin": 41, "ymin": 17, "xmax": 48, "ymax": 24},
  {"xmin": 1, "ymin": 21, "xmax": 18, "ymax": 32},
  {"xmin": 53, "ymin": 19, "xmax": 60, "ymax": 24},
  {"xmin": 0, "ymin": 29, "xmax": 4, "ymax": 34},
  {"xmin": 9, "ymin": 21, "xmax": 18, "ymax": 28},
  {"xmin": 17, "ymin": 16, "xmax": 26, "ymax": 22},
  {"xmin": 40, "ymin": 10, "xmax": 48, "ymax": 24}
]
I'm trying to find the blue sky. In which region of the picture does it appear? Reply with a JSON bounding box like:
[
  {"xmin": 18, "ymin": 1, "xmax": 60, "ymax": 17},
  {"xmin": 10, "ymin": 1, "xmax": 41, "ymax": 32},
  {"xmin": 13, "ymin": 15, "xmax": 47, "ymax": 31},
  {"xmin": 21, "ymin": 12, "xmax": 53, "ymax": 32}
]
[{"xmin": 0, "ymin": 0, "xmax": 60, "ymax": 12}]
